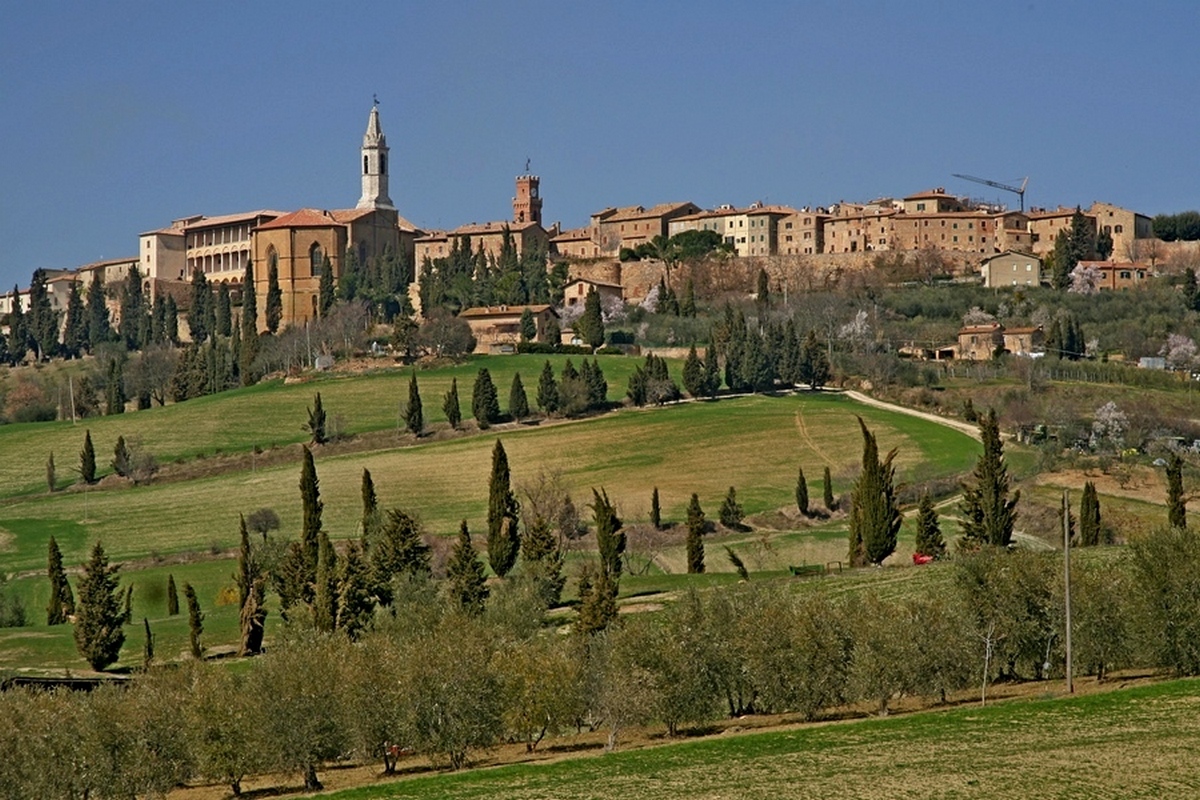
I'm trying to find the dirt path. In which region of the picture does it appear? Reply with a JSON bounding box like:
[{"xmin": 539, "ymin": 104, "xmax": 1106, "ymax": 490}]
[
  {"xmin": 794, "ymin": 407, "xmax": 836, "ymax": 467},
  {"xmin": 842, "ymin": 389, "xmax": 983, "ymax": 440}
]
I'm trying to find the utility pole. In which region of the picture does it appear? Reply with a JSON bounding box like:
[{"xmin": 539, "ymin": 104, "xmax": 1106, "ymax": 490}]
[{"xmin": 1063, "ymin": 489, "xmax": 1073, "ymax": 693}]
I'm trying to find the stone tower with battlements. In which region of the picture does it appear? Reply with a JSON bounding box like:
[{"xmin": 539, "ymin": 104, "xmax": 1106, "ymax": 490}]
[{"xmin": 513, "ymin": 172, "xmax": 542, "ymax": 225}]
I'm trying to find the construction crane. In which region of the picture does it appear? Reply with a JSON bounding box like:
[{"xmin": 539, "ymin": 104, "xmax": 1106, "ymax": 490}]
[{"xmin": 951, "ymin": 174, "xmax": 1029, "ymax": 212}]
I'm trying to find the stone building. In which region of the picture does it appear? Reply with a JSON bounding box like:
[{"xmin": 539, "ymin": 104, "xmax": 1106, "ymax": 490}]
[
  {"xmin": 981, "ymin": 251, "xmax": 1042, "ymax": 287},
  {"xmin": 459, "ymin": 303, "xmax": 558, "ymax": 353}
]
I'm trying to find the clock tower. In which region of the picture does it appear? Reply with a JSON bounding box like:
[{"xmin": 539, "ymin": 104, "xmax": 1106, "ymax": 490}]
[{"xmin": 513, "ymin": 168, "xmax": 542, "ymax": 225}]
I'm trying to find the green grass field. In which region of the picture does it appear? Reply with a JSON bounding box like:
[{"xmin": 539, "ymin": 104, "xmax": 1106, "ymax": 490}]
[
  {"xmin": 318, "ymin": 677, "xmax": 1200, "ymax": 799},
  {"xmin": 0, "ymin": 354, "xmax": 649, "ymax": 499},
  {"xmin": 0, "ymin": 391, "xmax": 981, "ymax": 573}
]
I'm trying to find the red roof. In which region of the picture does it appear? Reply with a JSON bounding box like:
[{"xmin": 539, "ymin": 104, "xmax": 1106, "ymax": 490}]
[{"xmin": 256, "ymin": 208, "xmax": 341, "ymax": 230}]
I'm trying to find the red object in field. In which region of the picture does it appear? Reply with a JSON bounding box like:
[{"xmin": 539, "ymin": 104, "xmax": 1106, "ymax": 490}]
[{"xmin": 912, "ymin": 553, "xmax": 934, "ymax": 565}]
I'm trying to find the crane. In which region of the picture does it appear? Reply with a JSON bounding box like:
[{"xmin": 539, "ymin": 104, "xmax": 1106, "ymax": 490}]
[{"xmin": 951, "ymin": 174, "xmax": 1029, "ymax": 212}]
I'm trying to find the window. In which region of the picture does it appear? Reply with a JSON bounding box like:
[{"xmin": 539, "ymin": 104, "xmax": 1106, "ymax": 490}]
[
  {"xmin": 310, "ymin": 243, "xmax": 324, "ymax": 275},
  {"xmin": 917, "ymin": 202, "xmax": 926, "ymax": 211},
  {"xmin": 363, "ymin": 155, "xmax": 369, "ymax": 175},
  {"xmin": 380, "ymin": 153, "xmax": 387, "ymax": 175},
  {"xmin": 785, "ymin": 222, "xmax": 793, "ymax": 229},
  {"xmin": 1115, "ymin": 225, "xmax": 1124, "ymax": 233},
  {"xmin": 1120, "ymin": 271, "xmax": 1131, "ymax": 280}
]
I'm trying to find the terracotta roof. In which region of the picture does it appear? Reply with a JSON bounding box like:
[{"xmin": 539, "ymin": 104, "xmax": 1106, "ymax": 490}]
[
  {"xmin": 551, "ymin": 226, "xmax": 593, "ymax": 241},
  {"xmin": 981, "ymin": 250, "xmax": 1039, "ymax": 262},
  {"xmin": 459, "ymin": 304, "xmax": 557, "ymax": 319},
  {"xmin": 1004, "ymin": 326, "xmax": 1043, "ymax": 335},
  {"xmin": 958, "ymin": 324, "xmax": 1002, "ymax": 334},
  {"xmin": 417, "ymin": 221, "xmax": 542, "ymax": 240},
  {"xmin": 78, "ymin": 257, "xmax": 138, "ymax": 270},
  {"xmin": 564, "ymin": 277, "xmax": 622, "ymax": 290},
  {"xmin": 904, "ymin": 189, "xmax": 958, "ymax": 201},
  {"xmin": 745, "ymin": 204, "xmax": 799, "ymax": 216},
  {"xmin": 139, "ymin": 226, "xmax": 185, "ymax": 237},
  {"xmin": 184, "ymin": 210, "xmax": 285, "ymax": 230},
  {"xmin": 597, "ymin": 202, "xmax": 699, "ymax": 222},
  {"xmin": 329, "ymin": 208, "xmax": 376, "ymax": 223},
  {"xmin": 256, "ymin": 208, "xmax": 342, "ymax": 229}
]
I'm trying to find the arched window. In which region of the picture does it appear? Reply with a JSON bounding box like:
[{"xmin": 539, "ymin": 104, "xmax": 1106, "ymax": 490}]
[
  {"xmin": 380, "ymin": 153, "xmax": 387, "ymax": 175},
  {"xmin": 310, "ymin": 243, "xmax": 324, "ymax": 276},
  {"xmin": 363, "ymin": 155, "xmax": 370, "ymax": 175}
]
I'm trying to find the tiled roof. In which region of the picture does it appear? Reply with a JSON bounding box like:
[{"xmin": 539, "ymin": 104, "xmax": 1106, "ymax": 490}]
[
  {"xmin": 598, "ymin": 202, "xmax": 699, "ymax": 222},
  {"xmin": 417, "ymin": 221, "xmax": 542, "ymax": 240},
  {"xmin": 183, "ymin": 210, "xmax": 286, "ymax": 230},
  {"xmin": 459, "ymin": 304, "xmax": 556, "ymax": 319},
  {"xmin": 551, "ymin": 226, "xmax": 593, "ymax": 241},
  {"xmin": 256, "ymin": 208, "xmax": 340, "ymax": 230}
]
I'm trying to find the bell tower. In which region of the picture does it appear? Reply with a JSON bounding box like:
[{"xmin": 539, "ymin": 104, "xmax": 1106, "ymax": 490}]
[
  {"xmin": 513, "ymin": 163, "xmax": 542, "ymax": 225},
  {"xmin": 357, "ymin": 103, "xmax": 395, "ymax": 210}
]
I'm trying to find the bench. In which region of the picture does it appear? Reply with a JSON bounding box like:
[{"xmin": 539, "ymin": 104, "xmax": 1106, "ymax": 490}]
[{"xmin": 789, "ymin": 564, "xmax": 825, "ymax": 578}]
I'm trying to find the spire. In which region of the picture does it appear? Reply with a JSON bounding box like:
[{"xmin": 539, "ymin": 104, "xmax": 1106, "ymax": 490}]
[
  {"xmin": 363, "ymin": 105, "xmax": 385, "ymax": 148},
  {"xmin": 358, "ymin": 104, "xmax": 394, "ymax": 210}
]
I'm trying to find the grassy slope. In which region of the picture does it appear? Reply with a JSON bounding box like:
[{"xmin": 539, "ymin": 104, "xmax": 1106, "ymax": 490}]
[
  {"xmin": 0, "ymin": 355, "xmax": 647, "ymax": 499},
  {"xmin": 322, "ymin": 677, "xmax": 1200, "ymax": 800},
  {"xmin": 0, "ymin": 391, "xmax": 980, "ymax": 572}
]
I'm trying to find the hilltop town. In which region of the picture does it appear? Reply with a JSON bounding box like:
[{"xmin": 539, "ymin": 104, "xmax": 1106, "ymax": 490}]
[{"xmin": 2, "ymin": 104, "xmax": 1195, "ymax": 358}]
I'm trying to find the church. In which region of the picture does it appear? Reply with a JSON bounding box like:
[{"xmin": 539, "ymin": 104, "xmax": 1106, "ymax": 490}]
[{"xmin": 249, "ymin": 105, "xmax": 420, "ymax": 330}]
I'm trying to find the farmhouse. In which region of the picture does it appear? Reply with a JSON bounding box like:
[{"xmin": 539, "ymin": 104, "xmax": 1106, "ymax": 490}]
[
  {"xmin": 981, "ymin": 251, "xmax": 1042, "ymax": 287},
  {"xmin": 562, "ymin": 277, "xmax": 623, "ymax": 308},
  {"xmin": 459, "ymin": 304, "xmax": 558, "ymax": 354}
]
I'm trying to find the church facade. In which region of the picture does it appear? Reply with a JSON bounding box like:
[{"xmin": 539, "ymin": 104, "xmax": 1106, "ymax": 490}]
[{"xmin": 248, "ymin": 105, "xmax": 418, "ymax": 331}]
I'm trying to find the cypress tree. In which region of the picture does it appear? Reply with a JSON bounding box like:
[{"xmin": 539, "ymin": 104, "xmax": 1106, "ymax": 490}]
[
  {"xmin": 472, "ymin": 367, "xmax": 500, "ymax": 429},
  {"xmin": 575, "ymin": 562, "xmax": 618, "ymax": 635},
  {"xmin": 519, "ymin": 307, "xmax": 536, "ymax": 342},
  {"xmin": 7, "ymin": 285, "xmax": 28, "ymax": 364},
  {"xmin": 591, "ymin": 488, "xmax": 625, "ymax": 581},
  {"xmin": 1167, "ymin": 454, "xmax": 1187, "ymax": 529},
  {"xmin": 682, "ymin": 344, "xmax": 705, "ymax": 397},
  {"xmin": 361, "ymin": 468, "xmax": 379, "ymax": 541},
  {"xmin": 64, "ymin": 280, "xmax": 88, "ymax": 358},
  {"xmin": 650, "ymin": 486, "xmax": 663, "ymax": 529},
  {"xmin": 167, "ymin": 574, "xmax": 179, "ymax": 615},
  {"xmin": 46, "ymin": 536, "xmax": 71, "ymax": 625},
  {"xmin": 680, "ymin": 278, "xmax": 696, "ymax": 317},
  {"xmin": 119, "ymin": 265, "xmax": 145, "ymax": 350},
  {"xmin": 509, "ymin": 372, "xmax": 529, "ymax": 421},
  {"xmin": 306, "ymin": 392, "xmax": 327, "ymax": 445},
  {"xmin": 112, "ymin": 435, "xmax": 130, "ymax": 477},
  {"xmin": 796, "ymin": 466, "xmax": 809, "ymax": 516},
  {"xmin": 46, "ymin": 452, "xmax": 56, "ymax": 493},
  {"xmin": 823, "ymin": 465, "xmax": 836, "ymax": 511},
  {"xmin": 847, "ymin": 417, "xmax": 902, "ymax": 567},
  {"xmin": 487, "ymin": 440, "xmax": 521, "ymax": 576},
  {"xmin": 405, "ymin": 372, "xmax": 424, "ymax": 435},
  {"xmin": 702, "ymin": 344, "xmax": 721, "ymax": 397},
  {"xmin": 443, "ymin": 377, "xmax": 462, "ymax": 429},
  {"xmin": 215, "ymin": 281, "xmax": 232, "ymax": 336},
  {"xmin": 1079, "ymin": 481, "xmax": 1102, "ymax": 546},
  {"xmin": 578, "ymin": 285, "xmax": 605, "ymax": 349},
  {"xmin": 300, "ymin": 445, "xmax": 323, "ymax": 585},
  {"xmin": 686, "ymin": 493, "xmax": 705, "ymax": 574},
  {"xmin": 142, "ymin": 617, "xmax": 154, "ymax": 669},
  {"xmin": 73, "ymin": 542, "xmax": 125, "ymax": 671},
  {"xmin": 164, "ymin": 295, "xmax": 179, "ymax": 343},
  {"xmin": 719, "ymin": 486, "xmax": 744, "ymax": 528},
  {"xmin": 369, "ymin": 508, "xmax": 432, "ymax": 605},
  {"xmin": 184, "ymin": 582, "xmax": 204, "ymax": 658},
  {"xmin": 235, "ymin": 514, "xmax": 267, "ymax": 655},
  {"xmin": 189, "ymin": 269, "xmax": 212, "ymax": 344},
  {"xmin": 336, "ymin": 541, "xmax": 374, "ymax": 640},
  {"xmin": 80, "ymin": 429, "xmax": 97, "ymax": 485},
  {"xmin": 537, "ymin": 359, "xmax": 559, "ymax": 414},
  {"xmin": 87, "ymin": 272, "xmax": 111, "ymax": 351},
  {"xmin": 313, "ymin": 532, "xmax": 338, "ymax": 633},
  {"xmin": 240, "ymin": 264, "xmax": 259, "ymax": 385},
  {"xmin": 914, "ymin": 491, "xmax": 946, "ymax": 559},
  {"xmin": 959, "ymin": 409, "xmax": 1021, "ymax": 547},
  {"xmin": 318, "ymin": 257, "xmax": 335, "ymax": 318},
  {"xmin": 447, "ymin": 520, "xmax": 489, "ymax": 616},
  {"xmin": 266, "ymin": 261, "xmax": 282, "ymax": 334},
  {"xmin": 800, "ymin": 329, "xmax": 832, "ymax": 390},
  {"xmin": 726, "ymin": 545, "xmax": 750, "ymax": 581},
  {"xmin": 122, "ymin": 584, "xmax": 134, "ymax": 624},
  {"xmin": 105, "ymin": 357, "xmax": 125, "ymax": 415},
  {"xmin": 1185, "ymin": 268, "xmax": 1200, "ymax": 312},
  {"xmin": 521, "ymin": 515, "xmax": 566, "ymax": 608}
]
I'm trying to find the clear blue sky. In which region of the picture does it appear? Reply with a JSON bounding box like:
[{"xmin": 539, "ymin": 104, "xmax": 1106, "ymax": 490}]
[{"xmin": 1, "ymin": 1, "xmax": 1196, "ymax": 290}]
